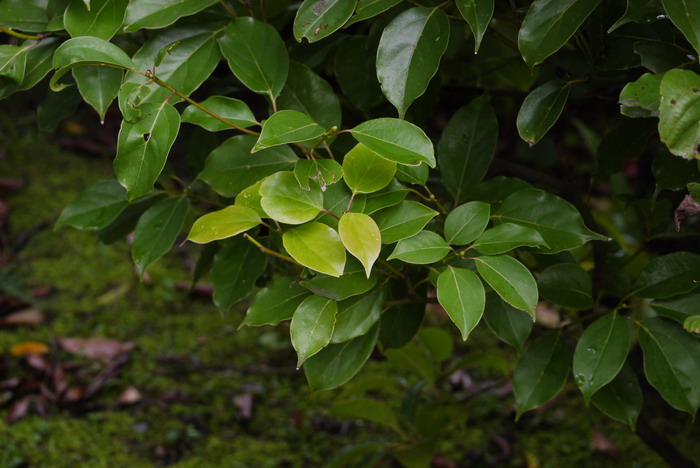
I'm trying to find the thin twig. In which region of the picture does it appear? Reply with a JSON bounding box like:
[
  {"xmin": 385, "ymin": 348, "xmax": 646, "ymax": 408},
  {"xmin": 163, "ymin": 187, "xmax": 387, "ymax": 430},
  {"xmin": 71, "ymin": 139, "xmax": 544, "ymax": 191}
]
[{"xmin": 243, "ymin": 233, "xmax": 299, "ymax": 265}]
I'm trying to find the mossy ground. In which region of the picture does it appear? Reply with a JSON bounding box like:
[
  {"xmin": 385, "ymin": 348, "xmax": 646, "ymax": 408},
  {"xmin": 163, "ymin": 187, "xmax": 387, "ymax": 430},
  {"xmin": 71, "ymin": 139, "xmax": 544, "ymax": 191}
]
[{"xmin": 0, "ymin": 128, "xmax": 694, "ymax": 467}]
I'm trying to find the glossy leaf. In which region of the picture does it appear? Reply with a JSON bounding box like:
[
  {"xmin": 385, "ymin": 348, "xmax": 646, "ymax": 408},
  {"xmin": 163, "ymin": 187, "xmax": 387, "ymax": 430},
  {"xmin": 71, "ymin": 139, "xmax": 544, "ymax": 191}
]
[
  {"xmin": 437, "ymin": 96, "xmax": 498, "ymax": 202},
  {"xmin": 283, "ymin": 223, "xmax": 346, "ymax": 277},
  {"xmin": 444, "ymin": 202, "xmax": 490, "ymax": 245},
  {"xmin": 56, "ymin": 179, "xmax": 128, "ymax": 230},
  {"xmin": 483, "ymin": 292, "xmax": 532, "ymax": 350},
  {"xmin": 350, "ymin": 118, "xmax": 435, "ymax": 167},
  {"xmin": 388, "ymin": 231, "xmax": 450, "ymax": 265},
  {"xmin": 334, "ymin": 37, "xmax": 383, "ymax": 113},
  {"xmin": 376, "ymin": 7, "xmax": 449, "ymax": 117},
  {"xmin": 186, "ymin": 206, "xmax": 261, "ymax": 244},
  {"xmin": 456, "ymin": 0, "xmax": 494, "ymax": 53},
  {"xmin": 0, "ymin": 45, "xmax": 27, "ymax": 84},
  {"xmin": 113, "ymin": 102, "xmax": 181, "ymax": 200},
  {"xmin": 332, "ymin": 287, "xmax": 386, "ymax": 343},
  {"xmin": 342, "ymin": 143, "xmax": 396, "ymax": 194},
  {"xmin": 346, "ymin": 0, "xmax": 402, "ymax": 26},
  {"xmin": 472, "ymin": 223, "xmax": 547, "ymax": 255},
  {"xmin": 639, "ymin": 317, "xmax": 700, "ymax": 416},
  {"xmin": 661, "ymin": 0, "xmax": 700, "ymax": 58},
  {"xmin": 294, "ymin": 0, "xmax": 357, "ymax": 44},
  {"xmin": 494, "ymin": 188, "xmax": 606, "ymax": 253},
  {"xmin": 124, "ymin": 0, "xmax": 217, "ymax": 31},
  {"xmin": 475, "ymin": 255, "xmax": 538, "ymax": 318},
  {"xmin": 218, "ymin": 17, "xmax": 289, "ymax": 99},
  {"xmin": 181, "ymin": 96, "xmax": 257, "ymax": 132},
  {"xmin": 372, "ymin": 200, "xmax": 438, "ymax": 244},
  {"xmin": 291, "ymin": 295, "xmax": 338, "ymax": 367},
  {"xmin": 513, "ymin": 333, "xmax": 571, "ymax": 419},
  {"xmin": 437, "ymin": 267, "xmax": 486, "ymax": 340},
  {"xmin": 658, "ymin": 69, "xmax": 700, "ymax": 159},
  {"xmin": 244, "ymin": 277, "xmax": 310, "ymax": 327},
  {"xmin": 199, "ymin": 135, "xmax": 297, "ymax": 198},
  {"xmin": 73, "ymin": 66, "xmax": 122, "ymax": 122},
  {"xmin": 64, "ymin": 0, "xmax": 128, "ymax": 40},
  {"xmin": 278, "ymin": 61, "xmax": 341, "ymax": 130},
  {"xmin": 212, "ymin": 236, "xmax": 267, "ymax": 313},
  {"xmin": 591, "ymin": 361, "xmax": 642, "ymax": 430},
  {"xmin": 132, "ymin": 196, "xmax": 190, "ymax": 275},
  {"xmin": 305, "ymin": 323, "xmax": 379, "ymax": 391},
  {"xmin": 253, "ymin": 110, "xmax": 325, "ymax": 152},
  {"xmin": 301, "ymin": 265, "xmax": 377, "ymax": 301},
  {"xmin": 650, "ymin": 294, "xmax": 700, "ymax": 324},
  {"xmin": 618, "ymin": 73, "xmax": 661, "ymax": 118},
  {"xmin": 359, "ymin": 180, "xmax": 409, "ymax": 215},
  {"xmin": 260, "ymin": 172, "xmax": 324, "ymax": 225},
  {"xmin": 338, "ymin": 213, "xmax": 381, "ymax": 278},
  {"xmin": 517, "ymin": 79, "xmax": 570, "ymax": 146},
  {"xmin": 396, "ymin": 163, "xmax": 428, "ymax": 186},
  {"xmin": 573, "ymin": 313, "xmax": 631, "ymax": 404},
  {"xmin": 295, "ymin": 159, "xmax": 343, "ymax": 192},
  {"xmin": 538, "ymin": 263, "xmax": 593, "ymax": 310},
  {"xmin": 518, "ymin": 0, "xmax": 602, "ymax": 67},
  {"xmin": 51, "ymin": 37, "xmax": 135, "ymax": 90},
  {"xmin": 634, "ymin": 252, "xmax": 700, "ymax": 299},
  {"xmin": 608, "ymin": 0, "xmax": 662, "ymax": 32}
]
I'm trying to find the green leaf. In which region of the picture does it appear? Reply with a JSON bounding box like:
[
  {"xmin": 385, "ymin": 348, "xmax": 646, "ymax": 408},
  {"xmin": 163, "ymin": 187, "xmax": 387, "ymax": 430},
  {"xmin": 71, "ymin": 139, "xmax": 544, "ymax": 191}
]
[
  {"xmin": 518, "ymin": 0, "xmax": 602, "ymax": 67},
  {"xmin": 652, "ymin": 150, "xmax": 700, "ymax": 191},
  {"xmin": 437, "ymin": 96, "xmax": 498, "ymax": 202},
  {"xmin": 181, "ymin": 96, "xmax": 257, "ymax": 132},
  {"xmin": 475, "ymin": 255, "xmax": 538, "ymax": 318},
  {"xmin": 253, "ymin": 110, "xmax": 325, "ymax": 152},
  {"xmin": 358, "ymin": 179, "xmax": 409, "ymax": 214},
  {"xmin": 295, "ymin": 159, "xmax": 343, "ymax": 191},
  {"xmin": 212, "ymin": 236, "xmax": 267, "ymax": 313},
  {"xmin": 456, "ymin": 0, "xmax": 494, "ymax": 53},
  {"xmin": 56, "ymin": 179, "xmax": 128, "ymax": 230},
  {"xmin": 304, "ymin": 323, "xmax": 379, "ymax": 391},
  {"xmin": 301, "ymin": 269, "xmax": 377, "ymax": 301},
  {"xmin": 17, "ymin": 38, "xmax": 60, "ymax": 92},
  {"xmin": 98, "ymin": 193, "xmax": 166, "ymax": 245},
  {"xmin": 437, "ymin": 267, "xmax": 485, "ymax": 340},
  {"xmin": 513, "ymin": 333, "xmax": 571, "ymax": 419},
  {"xmin": 388, "ymin": 231, "xmax": 450, "ymax": 265},
  {"xmin": 283, "ymin": 222, "xmax": 346, "ymax": 277},
  {"xmin": 73, "ymin": 66, "xmax": 122, "ymax": 122},
  {"xmin": 372, "ymin": 200, "xmax": 438, "ymax": 244},
  {"xmin": 376, "ymin": 7, "xmax": 449, "ymax": 118},
  {"xmin": 634, "ymin": 40, "xmax": 689, "ymax": 74},
  {"xmin": 342, "ymin": 143, "xmax": 396, "ymax": 194},
  {"xmin": 186, "ymin": 205, "xmax": 261, "ymax": 244},
  {"xmin": 64, "ymin": 0, "xmax": 128, "ymax": 40},
  {"xmin": 494, "ymin": 188, "xmax": 606, "ymax": 253},
  {"xmin": 338, "ymin": 213, "xmax": 381, "ymax": 278},
  {"xmin": 661, "ymin": 0, "xmax": 700, "ymax": 58},
  {"xmin": 291, "ymin": 295, "xmax": 338, "ymax": 367},
  {"xmin": 199, "ymin": 135, "xmax": 297, "ymax": 198},
  {"xmin": 573, "ymin": 313, "xmax": 631, "ymax": 404},
  {"xmin": 483, "ymin": 292, "xmax": 532, "ymax": 350},
  {"xmin": 244, "ymin": 277, "xmax": 310, "ymax": 327},
  {"xmin": 618, "ymin": 73, "xmax": 661, "ymax": 118},
  {"xmin": 346, "ymin": 0, "xmax": 402, "ymax": 26},
  {"xmin": 51, "ymin": 36, "xmax": 135, "ymax": 91},
  {"xmin": 634, "ymin": 252, "xmax": 700, "ymax": 299},
  {"xmin": 538, "ymin": 263, "xmax": 593, "ymax": 310},
  {"xmin": 0, "ymin": 45, "xmax": 28, "ymax": 84},
  {"xmin": 132, "ymin": 196, "xmax": 190, "ymax": 275},
  {"xmin": 650, "ymin": 294, "xmax": 700, "ymax": 324},
  {"xmin": 396, "ymin": 163, "xmax": 428, "ymax": 186},
  {"xmin": 472, "ymin": 223, "xmax": 547, "ymax": 255},
  {"xmin": 419, "ymin": 327, "xmax": 454, "ymax": 363},
  {"xmin": 330, "ymin": 398, "xmax": 399, "ymax": 432},
  {"xmin": 334, "ymin": 37, "xmax": 383, "ymax": 114},
  {"xmin": 658, "ymin": 69, "xmax": 700, "ymax": 159},
  {"xmin": 608, "ymin": 0, "xmax": 662, "ymax": 33},
  {"xmin": 278, "ymin": 61, "xmax": 342, "ymax": 130},
  {"xmin": 37, "ymin": 86, "xmax": 82, "ymax": 132},
  {"xmin": 113, "ymin": 101, "xmax": 181, "ymax": 200},
  {"xmin": 444, "ymin": 202, "xmax": 490, "ymax": 245},
  {"xmin": 350, "ymin": 118, "xmax": 435, "ymax": 167},
  {"xmin": 294, "ymin": 0, "xmax": 357, "ymax": 43},
  {"xmin": 684, "ymin": 315, "xmax": 700, "ymax": 334},
  {"xmin": 124, "ymin": 0, "xmax": 217, "ymax": 31},
  {"xmin": 0, "ymin": 0, "xmax": 54, "ymax": 32},
  {"xmin": 332, "ymin": 287, "xmax": 386, "ymax": 343},
  {"xmin": 218, "ymin": 17, "xmax": 289, "ymax": 99},
  {"xmin": 639, "ymin": 317, "xmax": 700, "ymax": 416},
  {"xmin": 517, "ymin": 79, "xmax": 570, "ymax": 146},
  {"xmin": 591, "ymin": 361, "xmax": 642, "ymax": 430},
  {"xmin": 379, "ymin": 304, "xmax": 424, "ymax": 350},
  {"xmin": 260, "ymin": 171, "xmax": 324, "ymax": 225}
]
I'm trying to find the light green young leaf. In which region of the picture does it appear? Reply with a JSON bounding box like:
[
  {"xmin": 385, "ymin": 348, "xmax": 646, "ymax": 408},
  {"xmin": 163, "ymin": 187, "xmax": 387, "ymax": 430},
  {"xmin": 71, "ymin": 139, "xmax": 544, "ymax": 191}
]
[
  {"xmin": 456, "ymin": 0, "xmax": 495, "ymax": 53},
  {"xmin": 437, "ymin": 267, "xmax": 486, "ymax": 340},
  {"xmin": 372, "ymin": 200, "xmax": 438, "ymax": 244},
  {"xmin": 342, "ymin": 143, "xmax": 396, "ymax": 194},
  {"xmin": 350, "ymin": 118, "xmax": 435, "ymax": 167},
  {"xmin": 475, "ymin": 255, "xmax": 538, "ymax": 318},
  {"xmin": 64, "ymin": 0, "xmax": 128, "ymax": 40},
  {"xmin": 444, "ymin": 201, "xmax": 490, "ymax": 245},
  {"xmin": 661, "ymin": 0, "xmax": 700, "ymax": 58},
  {"xmin": 338, "ymin": 213, "xmax": 382, "ymax": 278},
  {"xmin": 388, "ymin": 231, "xmax": 450, "ymax": 265},
  {"xmin": 376, "ymin": 7, "xmax": 449, "ymax": 118},
  {"xmin": 212, "ymin": 236, "xmax": 267, "ymax": 313},
  {"xmin": 113, "ymin": 101, "xmax": 181, "ymax": 200},
  {"xmin": 73, "ymin": 66, "xmax": 123, "ymax": 122},
  {"xmin": 283, "ymin": 222, "xmax": 346, "ymax": 277},
  {"xmin": 291, "ymin": 295, "xmax": 338, "ymax": 367},
  {"xmin": 244, "ymin": 277, "xmax": 310, "ymax": 327},
  {"xmin": 472, "ymin": 223, "xmax": 547, "ymax": 255},
  {"xmin": 538, "ymin": 263, "xmax": 593, "ymax": 310},
  {"xmin": 132, "ymin": 196, "xmax": 190, "ymax": 276},
  {"xmin": 253, "ymin": 110, "xmax": 325, "ymax": 152},
  {"xmin": 186, "ymin": 205, "xmax": 261, "ymax": 244},
  {"xmin": 517, "ymin": 79, "xmax": 571, "ymax": 146},
  {"xmin": 123, "ymin": 0, "xmax": 217, "ymax": 32},
  {"xmin": 294, "ymin": 0, "xmax": 357, "ymax": 43},
  {"xmin": 658, "ymin": 69, "xmax": 700, "ymax": 159},
  {"xmin": 56, "ymin": 179, "xmax": 128, "ymax": 230},
  {"xmin": 260, "ymin": 172, "xmax": 324, "ymax": 225},
  {"xmin": 181, "ymin": 96, "xmax": 257, "ymax": 132}
]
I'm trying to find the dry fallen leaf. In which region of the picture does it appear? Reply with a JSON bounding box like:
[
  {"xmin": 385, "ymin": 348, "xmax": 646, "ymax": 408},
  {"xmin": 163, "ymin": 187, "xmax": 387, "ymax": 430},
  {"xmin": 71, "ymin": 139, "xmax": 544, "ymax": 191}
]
[
  {"xmin": 0, "ymin": 308, "xmax": 45, "ymax": 326},
  {"xmin": 58, "ymin": 337, "xmax": 135, "ymax": 361},
  {"xmin": 117, "ymin": 385, "xmax": 142, "ymax": 405},
  {"xmin": 11, "ymin": 341, "xmax": 49, "ymax": 356}
]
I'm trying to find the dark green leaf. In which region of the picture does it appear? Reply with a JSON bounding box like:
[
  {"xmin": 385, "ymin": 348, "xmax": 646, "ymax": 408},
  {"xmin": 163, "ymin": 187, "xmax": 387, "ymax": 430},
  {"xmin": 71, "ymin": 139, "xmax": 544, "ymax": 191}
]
[
  {"xmin": 254, "ymin": 110, "xmax": 325, "ymax": 152},
  {"xmin": 332, "ymin": 287, "xmax": 386, "ymax": 343},
  {"xmin": 652, "ymin": 151, "xmax": 700, "ymax": 191},
  {"xmin": 358, "ymin": 179, "xmax": 409, "ymax": 214},
  {"xmin": 278, "ymin": 61, "xmax": 341, "ymax": 130},
  {"xmin": 334, "ymin": 37, "xmax": 383, "ymax": 114},
  {"xmin": 650, "ymin": 294, "xmax": 700, "ymax": 323},
  {"xmin": 0, "ymin": 45, "xmax": 27, "ymax": 84},
  {"xmin": 294, "ymin": 0, "xmax": 357, "ymax": 43},
  {"xmin": 591, "ymin": 361, "xmax": 642, "ymax": 430},
  {"xmin": 456, "ymin": 0, "xmax": 494, "ymax": 52},
  {"xmin": 634, "ymin": 252, "xmax": 700, "ymax": 299},
  {"xmin": 181, "ymin": 96, "xmax": 257, "ymax": 132},
  {"xmin": 538, "ymin": 263, "xmax": 593, "ymax": 310},
  {"xmin": 396, "ymin": 163, "xmax": 428, "ymax": 186},
  {"xmin": 618, "ymin": 73, "xmax": 661, "ymax": 118},
  {"xmin": 444, "ymin": 201, "xmax": 490, "ymax": 245},
  {"xmin": 517, "ymin": 79, "xmax": 570, "ymax": 146},
  {"xmin": 372, "ymin": 200, "xmax": 438, "ymax": 244},
  {"xmin": 483, "ymin": 292, "xmax": 532, "ymax": 350},
  {"xmin": 37, "ymin": 86, "xmax": 83, "ymax": 132},
  {"xmin": 56, "ymin": 179, "xmax": 128, "ymax": 230},
  {"xmin": 212, "ymin": 236, "xmax": 267, "ymax": 313},
  {"xmin": 388, "ymin": 231, "xmax": 450, "ymax": 265},
  {"xmin": 661, "ymin": 0, "xmax": 700, "ymax": 58},
  {"xmin": 608, "ymin": 0, "xmax": 662, "ymax": 32},
  {"xmin": 475, "ymin": 255, "xmax": 538, "ymax": 318},
  {"xmin": 350, "ymin": 118, "xmax": 435, "ymax": 167},
  {"xmin": 0, "ymin": 0, "xmax": 54, "ymax": 32},
  {"xmin": 73, "ymin": 65, "xmax": 122, "ymax": 122},
  {"xmin": 330, "ymin": 398, "xmax": 399, "ymax": 432},
  {"xmin": 472, "ymin": 223, "xmax": 547, "ymax": 255},
  {"xmin": 291, "ymin": 295, "xmax": 338, "ymax": 367},
  {"xmin": 64, "ymin": 0, "xmax": 128, "ymax": 40},
  {"xmin": 244, "ymin": 277, "xmax": 310, "ymax": 327},
  {"xmin": 379, "ymin": 304, "xmax": 424, "ymax": 349},
  {"xmin": 346, "ymin": 0, "xmax": 401, "ymax": 26},
  {"xmin": 437, "ymin": 267, "xmax": 485, "ymax": 340},
  {"xmin": 124, "ymin": 0, "xmax": 217, "ymax": 31},
  {"xmin": 301, "ymin": 270, "xmax": 377, "ymax": 301},
  {"xmin": 98, "ymin": 193, "xmax": 165, "ymax": 244}
]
